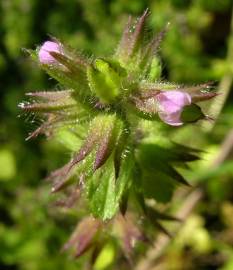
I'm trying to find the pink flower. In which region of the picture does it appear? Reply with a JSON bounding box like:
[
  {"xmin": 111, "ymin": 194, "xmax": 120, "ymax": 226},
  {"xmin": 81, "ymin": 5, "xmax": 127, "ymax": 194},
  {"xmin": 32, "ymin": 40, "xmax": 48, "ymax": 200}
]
[
  {"xmin": 156, "ymin": 90, "xmax": 192, "ymax": 126},
  {"xmin": 38, "ymin": 41, "xmax": 63, "ymax": 64}
]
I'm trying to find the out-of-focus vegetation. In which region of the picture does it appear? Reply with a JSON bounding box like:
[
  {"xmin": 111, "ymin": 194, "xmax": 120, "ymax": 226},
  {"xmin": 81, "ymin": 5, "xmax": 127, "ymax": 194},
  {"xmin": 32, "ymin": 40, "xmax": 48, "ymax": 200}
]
[{"xmin": 0, "ymin": 0, "xmax": 233, "ymax": 269}]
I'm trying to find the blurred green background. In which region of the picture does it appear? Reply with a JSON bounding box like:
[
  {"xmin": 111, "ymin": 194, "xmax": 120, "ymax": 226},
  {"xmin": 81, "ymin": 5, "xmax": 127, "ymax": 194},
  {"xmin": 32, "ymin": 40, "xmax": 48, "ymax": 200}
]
[{"xmin": 1, "ymin": 0, "xmax": 233, "ymax": 269}]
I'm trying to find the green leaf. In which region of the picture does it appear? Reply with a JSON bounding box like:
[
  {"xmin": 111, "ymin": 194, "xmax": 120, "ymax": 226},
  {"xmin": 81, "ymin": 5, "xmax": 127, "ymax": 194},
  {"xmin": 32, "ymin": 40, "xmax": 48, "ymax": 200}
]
[
  {"xmin": 142, "ymin": 170, "xmax": 175, "ymax": 203},
  {"xmin": 115, "ymin": 152, "xmax": 134, "ymax": 202},
  {"xmin": 87, "ymin": 59, "xmax": 121, "ymax": 103},
  {"xmin": 89, "ymin": 159, "xmax": 118, "ymax": 220},
  {"xmin": 89, "ymin": 144, "xmax": 132, "ymax": 220},
  {"xmin": 137, "ymin": 143, "xmax": 191, "ymax": 186}
]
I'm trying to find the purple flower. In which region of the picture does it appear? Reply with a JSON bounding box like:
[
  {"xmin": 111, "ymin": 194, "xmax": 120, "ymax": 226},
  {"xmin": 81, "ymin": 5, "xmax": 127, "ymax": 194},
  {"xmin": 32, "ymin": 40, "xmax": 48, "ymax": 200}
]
[
  {"xmin": 38, "ymin": 41, "xmax": 63, "ymax": 64},
  {"xmin": 156, "ymin": 90, "xmax": 192, "ymax": 126}
]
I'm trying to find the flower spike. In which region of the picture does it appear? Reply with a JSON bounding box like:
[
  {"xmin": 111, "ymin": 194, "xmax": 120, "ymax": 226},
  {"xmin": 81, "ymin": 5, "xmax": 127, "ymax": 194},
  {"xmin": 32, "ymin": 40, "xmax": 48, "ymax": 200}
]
[{"xmin": 20, "ymin": 10, "xmax": 217, "ymax": 260}]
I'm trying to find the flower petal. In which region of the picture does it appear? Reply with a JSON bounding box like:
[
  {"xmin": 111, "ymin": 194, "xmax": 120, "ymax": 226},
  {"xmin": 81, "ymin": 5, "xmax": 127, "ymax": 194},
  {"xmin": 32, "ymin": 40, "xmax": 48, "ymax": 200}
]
[
  {"xmin": 39, "ymin": 41, "xmax": 63, "ymax": 64},
  {"xmin": 156, "ymin": 91, "xmax": 191, "ymax": 126}
]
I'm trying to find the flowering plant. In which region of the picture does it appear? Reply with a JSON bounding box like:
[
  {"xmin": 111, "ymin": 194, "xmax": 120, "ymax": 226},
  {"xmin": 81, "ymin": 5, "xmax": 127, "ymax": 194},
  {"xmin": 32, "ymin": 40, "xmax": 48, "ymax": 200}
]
[{"xmin": 20, "ymin": 10, "xmax": 216, "ymax": 260}]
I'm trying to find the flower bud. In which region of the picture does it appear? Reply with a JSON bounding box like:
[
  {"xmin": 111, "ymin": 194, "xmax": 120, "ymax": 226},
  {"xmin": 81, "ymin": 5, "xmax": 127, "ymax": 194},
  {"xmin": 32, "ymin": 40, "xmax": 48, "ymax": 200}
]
[
  {"xmin": 62, "ymin": 217, "xmax": 101, "ymax": 257},
  {"xmin": 156, "ymin": 90, "xmax": 192, "ymax": 126},
  {"xmin": 38, "ymin": 41, "xmax": 63, "ymax": 64}
]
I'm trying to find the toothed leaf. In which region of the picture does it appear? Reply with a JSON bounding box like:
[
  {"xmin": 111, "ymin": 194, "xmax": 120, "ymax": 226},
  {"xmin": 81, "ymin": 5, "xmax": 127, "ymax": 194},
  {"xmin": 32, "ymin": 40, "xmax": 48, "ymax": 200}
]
[
  {"xmin": 142, "ymin": 170, "xmax": 176, "ymax": 203},
  {"xmin": 89, "ymin": 158, "xmax": 118, "ymax": 220}
]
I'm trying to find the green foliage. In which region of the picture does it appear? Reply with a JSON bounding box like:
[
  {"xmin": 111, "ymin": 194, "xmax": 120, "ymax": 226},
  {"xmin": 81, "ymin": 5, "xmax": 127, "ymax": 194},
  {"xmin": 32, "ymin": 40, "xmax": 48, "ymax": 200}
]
[
  {"xmin": 89, "ymin": 158, "xmax": 118, "ymax": 220},
  {"xmin": 87, "ymin": 58, "xmax": 123, "ymax": 103}
]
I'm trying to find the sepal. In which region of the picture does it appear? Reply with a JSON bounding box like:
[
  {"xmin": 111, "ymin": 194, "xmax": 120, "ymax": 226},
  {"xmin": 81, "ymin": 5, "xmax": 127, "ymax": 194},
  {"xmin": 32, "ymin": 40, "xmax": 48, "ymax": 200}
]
[
  {"xmin": 114, "ymin": 214, "xmax": 149, "ymax": 261},
  {"xmin": 181, "ymin": 103, "xmax": 205, "ymax": 123},
  {"xmin": 116, "ymin": 9, "xmax": 149, "ymax": 63},
  {"xmin": 62, "ymin": 217, "xmax": 101, "ymax": 257}
]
